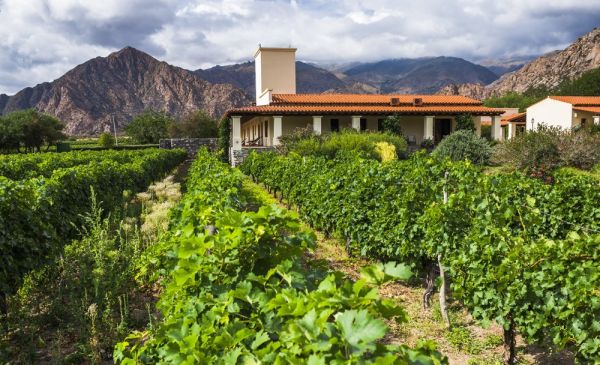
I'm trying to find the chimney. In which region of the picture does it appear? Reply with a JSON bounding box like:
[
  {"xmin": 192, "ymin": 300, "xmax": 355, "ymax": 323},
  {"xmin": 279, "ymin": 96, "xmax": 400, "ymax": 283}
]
[{"xmin": 254, "ymin": 46, "xmax": 297, "ymax": 105}]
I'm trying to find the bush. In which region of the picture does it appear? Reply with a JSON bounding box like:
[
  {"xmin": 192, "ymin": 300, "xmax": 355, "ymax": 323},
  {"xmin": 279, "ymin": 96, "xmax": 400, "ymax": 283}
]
[
  {"xmin": 493, "ymin": 125, "xmax": 600, "ymax": 171},
  {"xmin": 432, "ymin": 130, "xmax": 492, "ymax": 165},
  {"xmin": 420, "ymin": 138, "xmax": 434, "ymax": 151},
  {"xmin": 455, "ymin": 114, "xmax": 475, "ymax": 132},
  {"xmin": 480, "ymin": 125, "xmax": 492, "ymax": 140},
  {"xmin": 98, "ymin": 132, "xmax": 115, "ymax": 148},
  {"xmin": 493, "ymin": 125, "xmax": 560, "ymax": 171},
  {"xmin": 374, "ymin": 142, "xmax": 397, "ymax": 162},
  {"xmin": 381, "ymin": 114, "xmax": 403, "ymax": 135},
  {"xmin": 279, "ymin": 129, "xmax": 407, "ymax": 161}
]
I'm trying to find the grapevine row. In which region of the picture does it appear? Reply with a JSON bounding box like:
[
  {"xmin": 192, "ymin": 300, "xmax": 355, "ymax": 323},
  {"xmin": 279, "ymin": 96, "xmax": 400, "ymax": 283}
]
[
  {"xmin": 0, "ymin": 149, "xmax": 169, "ymax": 180},
  {"xmin": 0, "ymin": 148, "xmax": 187, "ymax": 304},
  {"xmin": 240, "ymin": 151, "xmax": 600, "ymax": 362},
  {"xmin": 114, "ymin": 149, "xmax": 447, "ymax": 364}
]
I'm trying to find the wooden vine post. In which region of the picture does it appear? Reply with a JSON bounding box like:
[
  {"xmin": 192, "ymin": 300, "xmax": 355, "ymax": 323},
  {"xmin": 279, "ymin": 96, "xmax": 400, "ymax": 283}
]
[{"xmin": 439, "ymin": 171, "xmax": 451, "ymax": 329}]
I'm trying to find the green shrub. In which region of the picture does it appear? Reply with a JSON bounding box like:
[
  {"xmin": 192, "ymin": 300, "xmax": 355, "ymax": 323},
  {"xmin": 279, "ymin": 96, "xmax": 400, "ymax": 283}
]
[
  {"xmin": 493, "ymin": 125, "xmax": 600, "ymax": 171},
  {"xmin": 455, "ymin": 114, "xmax": 475, "ymax": 132},
  {"xmin": 280, "ymin": 129, "xmax": 407, "ymax": 161},
  {"xmin": 381, "ymin": 114, "xmax": 403, "ymax": 135},
  {"xmin": 432, "ymin": 130, "xmax": 492, "ymax": 165},
  {"xmin": 98, "ymin": 132, "xmax": 115, "ymax": 148},
  {"xmin": 420, "ymin": 138, "xmax": 434, "ymax": 151},
  {"xmin": 480, "ymin": 125, "xmax": 492, "ymax": 140}
]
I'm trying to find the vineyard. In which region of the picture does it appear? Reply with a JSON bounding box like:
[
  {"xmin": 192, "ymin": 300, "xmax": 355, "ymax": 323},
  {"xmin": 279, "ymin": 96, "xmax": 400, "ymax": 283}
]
[
  {"xmin": 114, "ymin": 149, "xmax": 447, "ymax": 364},
  {"xmin": 0, "ymin": 143, "xmax": 598, "ymax": 364},
  {"xmin": 240, "ymin": 151, "xmax": 600, "ymax": 363},
  {"xmin": 0, "ymin": 149, "xmax": 187, "ymax": 310}
]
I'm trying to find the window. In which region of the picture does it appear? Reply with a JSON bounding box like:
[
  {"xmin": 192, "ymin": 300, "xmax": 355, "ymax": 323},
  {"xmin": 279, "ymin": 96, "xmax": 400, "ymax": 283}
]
[
  {"xmin": 377, "ymin": 118, "xmax": 384, "ymax": 131},
  {"xmin": 264, "ymin": 120, "xmax": 268, "ymax": 137},
  {"xmin": 360, "ymin": 118, "xmax": 367, "ymax": 131},
  {"xmin": 331, "ymin": 119, "xmax": 339, "ymax": 132},
  {"xmin": 581, "ymin": 118, "xmax": 587, "ymax": 127}
]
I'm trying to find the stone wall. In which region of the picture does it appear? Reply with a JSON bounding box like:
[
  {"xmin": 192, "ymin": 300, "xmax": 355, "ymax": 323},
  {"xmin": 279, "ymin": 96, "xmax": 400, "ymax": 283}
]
[
  {"xmin": 230, "ymin": 147, "xmax": 276, "ymax": 167},
  {"xmin": 159, "ymin": 138, "xmax": 218, "ymax": 157}
]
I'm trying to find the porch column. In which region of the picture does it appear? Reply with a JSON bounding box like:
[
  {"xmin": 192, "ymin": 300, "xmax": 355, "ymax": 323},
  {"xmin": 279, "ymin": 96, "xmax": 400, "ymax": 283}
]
[
  {"xmin": 273, "ymin": 115, "xmax": 283, "ymax": 146},
  {"xmin": 594, "ymin": 115, "xmax": 600, "ymax": 125},
  {"xmin": 507, "ymin": 122, "xmax": 514, "ymax": 140},
  {"xmin": 474, "ymin": 116, "xmax": 482, "ymax": 137},
  {"xmin": 424, "ymin": 116, "xmax": 434, "ymax": 141},
  {"xmin": 352, "ymin": 115, "xmax": 361, "ymax": 131},
  {"xmin": 231, "ymin": 115, "xmax": 242, "ymax": 151},
  {"xmin": 313, "ymin": 116, "xmax": 322, "ymax": 135},
  {"xmin": 492, "ymin": 115, "xmax": 502, "ymax": 141}
]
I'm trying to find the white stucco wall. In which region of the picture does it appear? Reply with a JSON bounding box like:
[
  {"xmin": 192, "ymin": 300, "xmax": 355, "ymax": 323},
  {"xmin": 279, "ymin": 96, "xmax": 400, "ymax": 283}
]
[
  {"xmin": 254, "ymin": 48, "xmax": 296, "ymax": 103},
  {"xmin": 526, "ymin": 98, "xmax": 573, "ymax": 130}
]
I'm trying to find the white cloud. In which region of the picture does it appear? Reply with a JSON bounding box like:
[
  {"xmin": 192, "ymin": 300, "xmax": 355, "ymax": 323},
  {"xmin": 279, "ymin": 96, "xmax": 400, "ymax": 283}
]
[{"xmin": 0, "ymin": 0, "xmax": 598, "ymax": 94}]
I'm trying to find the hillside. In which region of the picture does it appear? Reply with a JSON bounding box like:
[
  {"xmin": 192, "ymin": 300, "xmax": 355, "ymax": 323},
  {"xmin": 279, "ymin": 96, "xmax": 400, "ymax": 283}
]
[
  {"xmin": 0, "ymin": 47, "xmax": 251, "ymax": 136},
  {"xmin": 440, "ymin": 28, "xmax": 600, "ymax": 99},
  {"xmin": 343, "ymin": 57, "xmax": 499, "ymax": 94},
  {"xmin": 196, "ymin": 61, "xmax": 347, "ymax": 97}
]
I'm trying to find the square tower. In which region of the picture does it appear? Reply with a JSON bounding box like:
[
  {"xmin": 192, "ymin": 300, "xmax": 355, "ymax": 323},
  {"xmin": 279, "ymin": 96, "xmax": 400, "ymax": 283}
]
[{"xmin": 254, "ymin": 47, "xmax": 296, "ymax": 105}]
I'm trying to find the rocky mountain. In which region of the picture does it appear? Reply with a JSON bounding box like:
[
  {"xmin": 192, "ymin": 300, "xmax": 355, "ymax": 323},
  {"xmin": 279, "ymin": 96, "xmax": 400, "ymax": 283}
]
[
  {"xmin": 437, "ymin": 83, "xmax": 488, "ymax": 99},
  {"xmin": 342, "ymin": 57, "xmax": 499, "ymax": 94},
  {"xmin": 440, "ymin": 28, "xmax": 600, "ymax": 99},
  {"xmin": 196, "ymin": 61, "xmax": 347, "ymax": 97},
  {"xmin": 0, "ymin": 94, "xmax": 8, "ymax": 112},
  {"xmin": 477, "ymin": 56, "xmax": 533, "ymax": 77},
  {"xmin": 0, "ymin": 47, "xmax": 251, "ymax": 135}
]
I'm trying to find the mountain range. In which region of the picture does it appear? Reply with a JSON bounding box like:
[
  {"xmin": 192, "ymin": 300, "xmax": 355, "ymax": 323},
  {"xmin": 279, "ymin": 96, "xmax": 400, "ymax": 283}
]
[
  {"xmin": 439, "ymin": 27, "xmax": 600, "ymax": 99},
  {"xmin": 1, "ymin": 27, "xmax": 599, "ymax": 135}
]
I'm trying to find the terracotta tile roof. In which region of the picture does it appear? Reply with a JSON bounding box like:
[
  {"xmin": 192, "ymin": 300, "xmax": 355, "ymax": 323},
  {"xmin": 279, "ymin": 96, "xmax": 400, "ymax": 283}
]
[
  {"xmin": 227, "ymin": 105, "xmax": 505, "ymax": 116},
  {"xmin": 501, "ymin": 112, "xmax": 526, "ymax": 123},
  {"xmin": 549, "ymin": 96, "xmax": 600, "ymax": 106},
  {"xmin": 271, "ymin": 93, "xmax": 483, "ymax": 105},
  {"xmin": 573, "ymin": 106, "xmax": 600, "ymax": 114}
]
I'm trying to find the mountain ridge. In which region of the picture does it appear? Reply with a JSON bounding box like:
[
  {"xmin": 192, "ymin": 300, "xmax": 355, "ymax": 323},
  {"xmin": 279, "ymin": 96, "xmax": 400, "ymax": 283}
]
[
  {"xmin": 439, "ymin": 28, "xmax": 600, "ymax": 99},
  {"xmin": 0, "ymin": 47, "xmax": 251, "ymax": 135}
]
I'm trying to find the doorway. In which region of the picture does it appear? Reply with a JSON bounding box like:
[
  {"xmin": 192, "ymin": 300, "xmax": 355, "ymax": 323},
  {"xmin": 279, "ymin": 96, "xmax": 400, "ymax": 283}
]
[{"xmin": 434, "ymin": 119, "xmax": 452, "ymax": 144}]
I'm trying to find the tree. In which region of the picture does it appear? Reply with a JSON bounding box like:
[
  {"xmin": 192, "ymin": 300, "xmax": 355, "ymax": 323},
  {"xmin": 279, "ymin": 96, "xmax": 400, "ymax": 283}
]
[
  {"xmin": 125, "ymin": 110, "xmax": 172, "ymax": 144},
  {"xmin": 0, "ymin": 114, "xmax": 24, "ymax": 152},
  {"xmin": 556, "ymin": 67, "xmax": 600, "ymax": 96},
  {"xmin": 381, "ymin": 114, "xmax": 403, "ymax": 135},
  {"xmin": 455, "ymin": 114, "xmax": 475, "ymax": 132},
  {"xmin": 0, "ymin": 109, "xmax": 65, "ymax": 152},
  {"xmin": 168, "ymin": 110, "xmax": 218, "ymax": 138},
  {"xmin": 98, "ymin": 132, "xmax": 115, "ymax": 148}
]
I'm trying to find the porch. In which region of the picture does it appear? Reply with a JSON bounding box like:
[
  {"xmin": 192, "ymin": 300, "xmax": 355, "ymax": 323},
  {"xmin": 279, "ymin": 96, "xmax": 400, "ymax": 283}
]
[{"xmin": 231, "ymin": 114, "xmax": 504, "ymax": 150}]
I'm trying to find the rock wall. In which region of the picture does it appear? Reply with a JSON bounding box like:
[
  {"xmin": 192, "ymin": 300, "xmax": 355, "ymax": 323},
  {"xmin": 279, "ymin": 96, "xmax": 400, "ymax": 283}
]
[{"xmin": 160, "ymin": 138, "xmax": 219, "ymax": 157}]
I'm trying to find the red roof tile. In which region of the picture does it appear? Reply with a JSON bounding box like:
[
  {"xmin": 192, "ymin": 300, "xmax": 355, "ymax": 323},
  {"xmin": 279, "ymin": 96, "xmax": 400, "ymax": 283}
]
[
  {"xmin": 573, "ymin": 106, "xmax": 600, "ymax": 114},
  {"xmin": 271, "ymin": 93, "xmax": 483, "ymax": 105},
  {"xmin": 227, "ymin": 104, "xmax": 505, "ymax": 116},
  {"xmin": 549, "ymin": 96, "xmax": 600, "ymax": 106},
  {"xmin": 501, "ymin": 112, "xmax": 526, "ymax": 123}
]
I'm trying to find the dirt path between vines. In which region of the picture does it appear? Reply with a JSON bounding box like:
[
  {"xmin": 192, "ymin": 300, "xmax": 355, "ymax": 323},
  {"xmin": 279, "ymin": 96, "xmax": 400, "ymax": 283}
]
[{"xmin": 242, "ymin": 178, "xmax": 575, "ymax": 365}]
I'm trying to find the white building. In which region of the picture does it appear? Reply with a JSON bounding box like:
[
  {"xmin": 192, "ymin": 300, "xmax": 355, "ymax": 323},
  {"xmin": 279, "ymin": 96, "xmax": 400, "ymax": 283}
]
[
  {"xmin": 226, "ymin": 47, "xmax": 505, "ymax": 164},
  {"xmin": 526, "ymin": 96, "xmax": 600, "ymax": 130}
]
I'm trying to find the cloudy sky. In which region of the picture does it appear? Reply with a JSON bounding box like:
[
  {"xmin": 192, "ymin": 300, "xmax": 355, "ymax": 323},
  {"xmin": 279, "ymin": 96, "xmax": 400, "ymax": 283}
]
[{"xmin": 1, "ymin": 0, "xmax": 598, "ymax": 94}]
